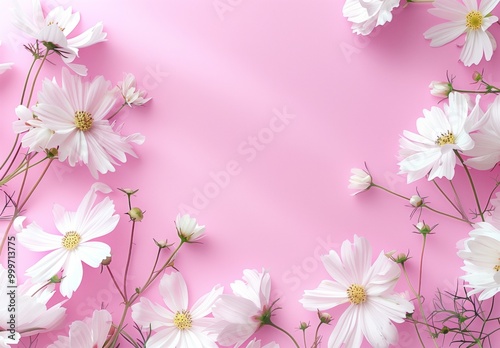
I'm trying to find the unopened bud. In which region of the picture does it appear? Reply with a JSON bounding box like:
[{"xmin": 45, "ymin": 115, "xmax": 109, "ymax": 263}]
[
  {"xmin": 317, "ymin": 310, "xmax": 333, "ymax": 324},
  {"xmin": 128, "ymin": 207, "xmax": 144, "ymax": 221},
  {"xmin": 410, "ymin": 195, "xmax": 423, "ymax": 207},
  {"xmin": 101, "ymin": 256, "xmax": 112, "ymax": 266}
]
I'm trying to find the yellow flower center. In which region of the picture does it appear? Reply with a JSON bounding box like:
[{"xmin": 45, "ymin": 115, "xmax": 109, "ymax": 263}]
[
  {"xmin": 173, "ymin": 311, "xmax": 192, "ymax": 330},
  {"xmin": 74, "ymin": 111, "xmax": 93, "ymax": 131},
  {"xmin": 494, "ymin": 265, "xmax": 500, "ymax": 272},
  {"xmin": 465, "ymin": 10, "xmax": 483, "ymax": 30},
  {"xmin": 61, "ymin": 231, "xmax": 81, "ymax": 250},
  {"xmin": 435, "ymin": 131, "xmax": 456, "ymax": 146},
  {"xmin": 347, "ymin": 284, "xmax": 367, "ymax": 305},
  {"xmin": 47, "ymin": 21, "xmax": 65, "ymax": 31}
]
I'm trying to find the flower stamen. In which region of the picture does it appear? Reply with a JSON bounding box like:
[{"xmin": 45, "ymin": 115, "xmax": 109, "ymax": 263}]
[
  {"xmin": 435, "ymin": 130, "xmax": 456, "ymax": 146},
  {"xmin": 494, "ymin": 265, "xmax": 500, "ymax": 272},
  {"xmin": 465, "ymin": 11, "xmax": 483, "ymax": 30},
  {"xmin": 62, "ymin": 231, "xmax": 81, "ymax": 250},
  {"xmin": 74, "ymin": 111, "xmax": 93, "ymax": 131},
  {"xmin": 173, "ymin": 311, "xmax": 192, "ymax": 330},
  {"xmin": 347, "ymin": 284, "xmax": 367, "ymax": 305}
]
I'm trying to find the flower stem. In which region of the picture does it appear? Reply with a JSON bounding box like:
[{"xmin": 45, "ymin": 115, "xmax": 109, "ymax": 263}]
[
  {"xmin": 454, "ymin": 151, "xmax": 484, "ymax": 222},
  {"xmin": 123, "ymin": 220, "xmax": 137, "ymax": 300},
  {"xmin": 106, "ymin": 265, "xmax": 127, "ymax": 302},
  {"xmin": 372, "ymin": 184, "xmax": 469, "ymax": 223},
  {"xmin": 401, "ymin": 264, "xmax": 439, "ymax": 348},
  {"xmin": 266, "ymin": 322, "xmax": 300, "ymax": 348}
]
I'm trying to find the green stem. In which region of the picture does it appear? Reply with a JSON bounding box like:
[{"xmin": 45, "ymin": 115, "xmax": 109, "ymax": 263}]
[
  {"xmin": 454, "ymin": 150, "xmax": 484, "ymax": 222},
  {"xmin": 123, "ymin": 220, "xmax": 137, "ymax": 300},
  {"xmin": 26, "ymin": 50, "xmax": 49, "ymax": 106},
  {"xmin": 108, "ymin": 102, "xmax": 127, "ymax": 120},
  {"xmin": 401, "ymin": 264, "xmax": 439, "ymax": 348},
  {"xmin": 0, "ymin": 155, "xmax": 49, "ymax": 187},
  {"xmin": 431, "ymin": 179, "xmax": 464, "ymax": 218},
  {"xmin": 266, "ymin": 322, "xmax": 300, "ymax": 348},
  {"xmin": 372, "ymin": 184, "xmax": 469, "ymax": 223}
]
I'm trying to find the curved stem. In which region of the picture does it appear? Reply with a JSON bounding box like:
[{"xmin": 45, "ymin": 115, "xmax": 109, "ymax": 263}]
[
  {"xmin": 106, "ymin": 265, "xmax": 127, "ymax": 303},
  {"xmin": 123, "ymin": 220, "xmax": 137, "ymax": 300},
  {"xmin": 431, "ymin": 179, "xmax": 464, "ymax": 217},
  {"xmin": 26, "ymin": 50, "xmax": 49, "ymax": 106},
  {"xmin": 371, "ymin": 184, "xmax": 469, "ymax": 223},
  {"xmin": 454, "ymin": 151, "xmax": 484, "ymax": 221},
  {"xmin": 266, "ymin": 322, "xmax": 300, "ymax": 348},
  {"xmin": 108, "ymin": 102, "xmax": 127, "ymax": 120}
]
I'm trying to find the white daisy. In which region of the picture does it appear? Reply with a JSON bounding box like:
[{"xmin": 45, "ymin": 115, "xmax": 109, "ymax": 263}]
[
  {"xmin": 32, "ymin": 68, "xmax": 141, "ymax": 178},
  {"xmin": 16, "ymin": 183, "xmax": 119, "ymax": 298},
  {"xmin": 176, "ymin": 214, "xmax": 206, "ymax": 242},
  {"xmin": 131, "ymin": 272, "xmax": 223, "ymax": 348},
  {"xmin": 465, "ymin": 96, "xmax": 500, "ymax": 170},
  {"xmin": 118, "ymin": 73, "xmax": 152, "ymax": 107},
  {"xmin": 458, "ymin": 222, "xmax": 500, "ymax": 300},
  {"xmin": 424, "ymin": 0, "xmax": 500, "ymax": 66},
  {"xmin": 343, "ymin": 0, "xmax": 400, "ymax": 35},
  {"xmin": 48, "ymin": 309, "xmax": 112, "ymax": 348},
  {"xmin": 300, "ymin": 236, "xmax": 414, "ymax": 348},
  {"xmin": 12, "ymin": 0, "xmax": 106, "ymax": 75},
  {"xmin": 398, "ymin": 92, "xmax": 480, "ymax": 183},
  {"xmin": 348, "ymin": 167, "xmax": 373, "ymax": 195},
  {"xmin": 212, "ymin": 269, "xmax": 273, "ymax": 347},
  {"xmin": 0, "ymin": 267, "xmax": 66, "ymax": 338}
]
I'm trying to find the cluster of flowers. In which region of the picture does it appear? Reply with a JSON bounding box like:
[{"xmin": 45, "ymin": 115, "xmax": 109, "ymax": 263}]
[
  {"xmin": 349, "ymin": 71, "xmax": 500, "ymax": 346},
  {"xmin": 342, "ymin": 0, "xmax": 500, "ymax": 66}
]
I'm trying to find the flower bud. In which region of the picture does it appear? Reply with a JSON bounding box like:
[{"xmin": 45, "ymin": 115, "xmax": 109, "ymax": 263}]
[
  {"xmin": 409, "ymin": 195, "xmax": 423, "ymax": 207},
  {"xmin": 429, "ymin": 81, "xmax": 452, "ymax": 98},
  {"xmin": 128, "ymin": 207, "xmax": 144, "ymax": 221},
  {"xmin": 101, "ymin": 256, "xmax": 112, "ymax": 266},
  {"xmin": 472, "ymin": 71, "xmax": 482, "ymax": 82},
  {"xmin": 348, "ymin": 167, "xmax": 373, "ymax": 196},
  {"xmin": 154, "ymin": 239, "xmax": 170, "ymax": 249},
  {"xmin": 415, "ymin": 221, "xmax": 435, "ymax": 235},
  {"xmin": 317, "ymin": 310, "xmax": 333, "ymax": 324},
  {"xmin": 298, "ymin": 321, "xmax": 310, "ymax": 331}
]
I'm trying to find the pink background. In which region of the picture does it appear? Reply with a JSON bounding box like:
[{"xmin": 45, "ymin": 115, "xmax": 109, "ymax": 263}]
[{"xmin": 2, "ymin": 0, "xmax": 500, "ymax": 346}]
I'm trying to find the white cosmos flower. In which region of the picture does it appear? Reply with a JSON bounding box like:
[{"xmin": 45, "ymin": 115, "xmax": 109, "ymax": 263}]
[
  {"xmin": 131, "ymin": 272, "xmax": 223, "ymax": 348},
  {"xmin": 47, "ymin": 309, "xmax": 112, "ymax": 348},
  {"xmin": 212, "ymin": 269, "xmax": 273, "ymax": 347},
  {"xmin": 176, "ymin": 213, "xmax": 206, "ymax": 242},
  {"xmin": 245, "ymin": 338, "xmax": 280, "ymax": 348},
  {"xmin": 343, "ymin": 0, "xmax": 400, "ymax": 35},
  {"xmin": 348, "ymin": 167, "xmax": 373, "ymax": 195},
  {"xmin": 118, "ymin": 73, "xmax": 152, "ymax": 107},
  {"xmin": 12, "ymin": 105, "xmax": 53, "ymax": 153},
  {"xmin": 465, "ymin": 96, "xmax": 500, "ymax": 170},
  {"xmin": 398, "ymin": 92, "xmax": 482, "ymax": 183},
  {"xmin": 12, "ymin": 0, "xmax": 106, "ymax": 75},
  {"xmin": 424, "ymin": 0, "xmax": 500, "ymax": 66},
  {"xmin": 300, "ymin": 236, "xmax": 414, "ymax": 348},
  {"xmin": 16, "ymin": 183, "xmax": 119, "ymax": 298},
  {"xmin": 0, "ymin": 267, "xmax": 66, "ymax": 339},
  {"xmin": 32, "ymin": 68, "xmax": 141, "ymax": 178},
  {"xmin": 458, "ymin": 222, "xmax": 500, "ymax": 300}
]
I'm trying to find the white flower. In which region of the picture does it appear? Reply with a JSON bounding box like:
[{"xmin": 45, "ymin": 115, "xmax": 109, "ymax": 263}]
[
  {"xmin": 300, "ymin": 236, "xmax": 414, "ymax": 348},
  {"xmin": 0, "ymin": 41, "xmax": 13, "ymax": 75},
  {"xmin": 176, "ymin": 213, "xmax": 206, "ymax": 242},
  {"xmin": 131, "ymin": 272, "xmax": 223, "ymax": 348},
  {"xmin": 348, "ymin": 167, "xmax": 372, "ymax": 195},
  {"xmin": 429, "ymin": 81, "xmax": 452, "ymax": 98},
  {"xmin": 17, "ymin": 183, "xmax": 119, "ymax": 298},
  {"xmin": 465, "ymin": 96, "xmax": 500, "ymax": 170},
  {"xmin": 32, "ymin": 68, "xmax": 141, "ymax": 178},
  {"xmin": 212, "ymin": 269, "xmax": 273, "ymax": 347},
  {"xmin": 458, "ymin": 222, "xmax": 500, "ymax": 300},
  {"xmin": 398, "ymin": 92, "xmax": 480, "ymax": 183},
  {"xmin": 245, "ymin": 338, "xmax": 280, "ymax": 348},
  {"xmin": 12, "ymin": 105, "xmax": 53, "ymax": 153},
  {"xmin": 48, "ymin": 309, "xmax": 112, "ymax": 348},
  {"xmin": 343, "ymin": 0, "xmax": 400, "ymax": 35},
  {"xmin": 0, "ymin": 267, "xmax": 66, "ymax": 339},
  {"xmin": 118, "ymin": 73, "xmax": 152, "ymax": 107},
  {"xmin": 12, "ymin": 0, "xmax": 106, "ymax": 75},
  {"xmin": 424, "ymin": 0, "xmax": 500, "ymax": 66}
]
